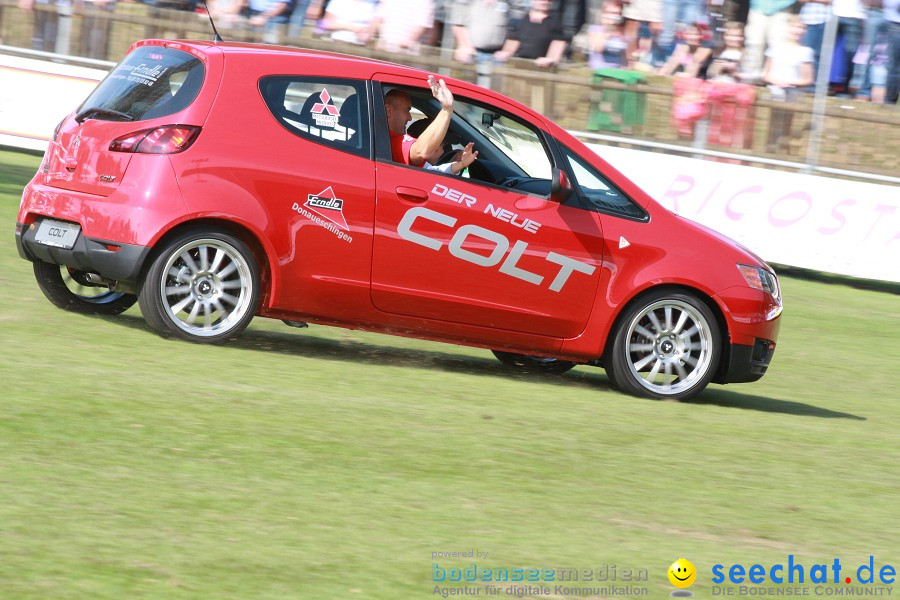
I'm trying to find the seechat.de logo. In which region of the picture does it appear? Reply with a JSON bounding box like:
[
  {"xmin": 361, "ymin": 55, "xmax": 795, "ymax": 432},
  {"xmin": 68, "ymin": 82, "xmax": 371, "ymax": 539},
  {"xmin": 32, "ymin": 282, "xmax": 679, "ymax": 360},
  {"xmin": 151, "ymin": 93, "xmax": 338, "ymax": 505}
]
[{"xmin": 711, "ymin": 556, "xmax": 896, "ymax": 585}]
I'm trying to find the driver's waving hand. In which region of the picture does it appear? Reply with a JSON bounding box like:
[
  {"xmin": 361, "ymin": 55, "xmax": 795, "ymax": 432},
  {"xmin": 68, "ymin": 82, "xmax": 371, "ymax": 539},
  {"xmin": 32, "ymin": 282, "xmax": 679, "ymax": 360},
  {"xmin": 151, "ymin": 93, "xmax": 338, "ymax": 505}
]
[{"xmin": 384, "ymin": 75, "xmax": 477, "ymax": 172}]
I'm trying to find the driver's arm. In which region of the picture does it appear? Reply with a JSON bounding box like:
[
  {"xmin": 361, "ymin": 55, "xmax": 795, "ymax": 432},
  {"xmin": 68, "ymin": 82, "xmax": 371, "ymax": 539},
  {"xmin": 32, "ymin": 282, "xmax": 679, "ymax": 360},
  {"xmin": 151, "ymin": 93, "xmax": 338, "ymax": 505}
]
[{"xmin": 408, "ymin": 76, "xmax": 454, "ymax": 166}]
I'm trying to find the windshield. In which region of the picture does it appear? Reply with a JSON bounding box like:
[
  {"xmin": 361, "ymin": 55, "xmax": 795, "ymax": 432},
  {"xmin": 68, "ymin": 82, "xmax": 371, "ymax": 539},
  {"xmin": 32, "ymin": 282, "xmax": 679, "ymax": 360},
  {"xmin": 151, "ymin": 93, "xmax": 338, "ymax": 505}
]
[
  {"xmin": 78, "ymin": 46, "xmax": 205, "ymax": 122},
  {"xmin": 453, "ymin": 101, "xmax": 551, "ymax": 179}
]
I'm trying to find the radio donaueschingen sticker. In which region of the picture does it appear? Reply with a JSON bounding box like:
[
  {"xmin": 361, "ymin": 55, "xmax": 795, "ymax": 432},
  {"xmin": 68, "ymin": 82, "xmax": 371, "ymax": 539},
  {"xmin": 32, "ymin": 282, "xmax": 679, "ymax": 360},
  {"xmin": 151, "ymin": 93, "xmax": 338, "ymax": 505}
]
[{"xmin": 291, "ymin": 186, "xmax": 353, "ymax": 243}]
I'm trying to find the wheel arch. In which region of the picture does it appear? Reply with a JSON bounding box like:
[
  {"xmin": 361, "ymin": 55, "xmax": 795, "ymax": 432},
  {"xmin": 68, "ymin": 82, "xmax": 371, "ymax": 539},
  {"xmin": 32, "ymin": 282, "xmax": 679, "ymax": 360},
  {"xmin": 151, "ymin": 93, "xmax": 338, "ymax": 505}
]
[
  {"xmin": 139, "ymin": 217, "xmax": 277, "ymax": 308},
  {"xmin": 601, "ymin": 283, "xmax": 731, "ymax": 372}
]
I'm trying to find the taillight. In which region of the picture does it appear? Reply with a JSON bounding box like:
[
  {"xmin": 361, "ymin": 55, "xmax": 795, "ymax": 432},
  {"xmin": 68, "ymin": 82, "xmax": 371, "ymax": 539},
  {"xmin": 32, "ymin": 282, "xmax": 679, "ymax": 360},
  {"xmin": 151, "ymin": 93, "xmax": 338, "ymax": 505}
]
[{"xmin": 109, "ymin": 125, "xmax": 201, "ymax": 154}]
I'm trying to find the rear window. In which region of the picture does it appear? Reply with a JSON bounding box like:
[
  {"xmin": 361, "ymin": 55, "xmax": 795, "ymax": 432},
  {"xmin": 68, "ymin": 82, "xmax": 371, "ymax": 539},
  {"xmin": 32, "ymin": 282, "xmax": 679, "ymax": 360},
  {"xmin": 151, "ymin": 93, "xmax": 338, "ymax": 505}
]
[{"xmin": 78, "ymin": 46, "xmax": 205, "ymax": 122}]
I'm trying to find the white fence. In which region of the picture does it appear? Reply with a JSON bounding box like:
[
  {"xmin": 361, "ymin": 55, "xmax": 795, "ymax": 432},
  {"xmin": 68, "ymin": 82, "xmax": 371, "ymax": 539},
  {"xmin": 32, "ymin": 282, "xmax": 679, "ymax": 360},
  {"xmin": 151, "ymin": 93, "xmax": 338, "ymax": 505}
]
[{"xmin": 592, "ymin": 145, "xmax": 899, "ymax": 283}]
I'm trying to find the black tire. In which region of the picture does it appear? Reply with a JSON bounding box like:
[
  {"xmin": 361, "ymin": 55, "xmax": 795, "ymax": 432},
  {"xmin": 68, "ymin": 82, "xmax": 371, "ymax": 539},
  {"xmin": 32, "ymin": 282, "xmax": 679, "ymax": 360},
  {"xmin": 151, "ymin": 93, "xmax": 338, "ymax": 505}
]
[
  {"xmin": 604, "ymin": 290, "xmax": 721, "ymax": 400},
  {"xmin": 33, "ymin": 261, "xmax": 136, "ymax": 315},
  {"xmin": 138, "ymin": 229, "xmax": 260, "ymax": 343},
  {"xmin": 492, "ymin": 350, "xmax": 577, "ymax": 374}
]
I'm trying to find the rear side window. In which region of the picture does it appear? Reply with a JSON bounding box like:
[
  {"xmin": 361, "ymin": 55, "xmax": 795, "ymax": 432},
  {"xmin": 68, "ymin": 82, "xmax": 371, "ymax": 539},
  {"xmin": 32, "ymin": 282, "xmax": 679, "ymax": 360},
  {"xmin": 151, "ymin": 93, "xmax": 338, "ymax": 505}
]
[
  {"xmin": 260, "ymin": 77, "xmax": 369, "ymax": 158},
  {"xmin": 79, "ymin": 46, "xmax": 204, "ymax": 121}
]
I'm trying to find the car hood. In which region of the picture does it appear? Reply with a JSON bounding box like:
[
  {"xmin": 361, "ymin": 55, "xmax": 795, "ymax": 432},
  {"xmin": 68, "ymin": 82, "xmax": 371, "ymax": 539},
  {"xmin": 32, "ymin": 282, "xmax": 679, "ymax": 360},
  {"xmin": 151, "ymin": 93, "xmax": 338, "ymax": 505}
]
[{"xmin": 674, "ymin": 214, "xmax": 772, "ymax": 270}]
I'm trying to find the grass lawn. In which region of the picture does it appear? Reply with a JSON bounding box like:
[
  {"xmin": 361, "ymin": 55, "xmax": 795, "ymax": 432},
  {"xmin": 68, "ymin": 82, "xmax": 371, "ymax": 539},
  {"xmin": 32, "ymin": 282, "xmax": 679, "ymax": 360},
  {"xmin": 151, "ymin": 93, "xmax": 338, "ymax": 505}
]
[{"xmin": 1, "ymin": 148, "xmax": 898, "ymax": 599}]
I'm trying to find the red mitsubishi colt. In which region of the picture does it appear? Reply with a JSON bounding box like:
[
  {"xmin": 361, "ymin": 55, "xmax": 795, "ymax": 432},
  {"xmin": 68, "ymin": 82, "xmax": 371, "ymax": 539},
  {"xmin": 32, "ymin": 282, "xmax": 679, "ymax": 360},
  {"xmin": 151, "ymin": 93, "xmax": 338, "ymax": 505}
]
[{"xmin": 16, "ymin": 39, "xmax": 781, "ymax": 400}]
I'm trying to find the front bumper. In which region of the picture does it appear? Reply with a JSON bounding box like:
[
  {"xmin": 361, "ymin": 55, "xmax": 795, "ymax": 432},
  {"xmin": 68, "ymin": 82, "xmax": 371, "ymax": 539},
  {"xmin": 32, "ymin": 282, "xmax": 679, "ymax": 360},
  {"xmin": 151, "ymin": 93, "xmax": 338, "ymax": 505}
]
[
  {"xmin": 16, "ymin": 220, "xmax": 150, "ymax": 283},
  {"xmin": 715, "ymin": 338, "xmax": 776, "ymax": 384}
]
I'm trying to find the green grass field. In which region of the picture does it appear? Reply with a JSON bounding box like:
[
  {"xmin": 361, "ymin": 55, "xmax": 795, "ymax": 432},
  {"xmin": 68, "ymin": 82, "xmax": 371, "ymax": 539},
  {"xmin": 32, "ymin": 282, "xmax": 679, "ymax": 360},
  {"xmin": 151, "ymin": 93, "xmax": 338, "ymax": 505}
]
[{"xmin": 1, "ymin": 148, "xmax": 898, "ymax": 599}]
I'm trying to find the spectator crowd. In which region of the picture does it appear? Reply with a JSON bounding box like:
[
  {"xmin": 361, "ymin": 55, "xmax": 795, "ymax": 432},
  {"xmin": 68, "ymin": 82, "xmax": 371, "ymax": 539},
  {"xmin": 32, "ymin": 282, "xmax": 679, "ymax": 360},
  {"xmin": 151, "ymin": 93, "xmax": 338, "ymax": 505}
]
[{"xmin": 9, "ymin": 0, "xmax": 899, "ymax": 106}]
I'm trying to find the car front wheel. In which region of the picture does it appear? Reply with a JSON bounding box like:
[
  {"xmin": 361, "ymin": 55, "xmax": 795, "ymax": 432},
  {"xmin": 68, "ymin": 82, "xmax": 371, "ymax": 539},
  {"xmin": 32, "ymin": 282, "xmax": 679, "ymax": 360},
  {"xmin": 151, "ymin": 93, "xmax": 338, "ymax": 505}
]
[
  {"xmin": 605, "ymin": 290, "xmax": 721, "ymax": 400},
  {"xmin": 138, "ymin": 229, "xmax": 260, "ymax": 343},
  {"xmin": 33, "ymin": 261, "xmax": 137, "ymax": 315}
]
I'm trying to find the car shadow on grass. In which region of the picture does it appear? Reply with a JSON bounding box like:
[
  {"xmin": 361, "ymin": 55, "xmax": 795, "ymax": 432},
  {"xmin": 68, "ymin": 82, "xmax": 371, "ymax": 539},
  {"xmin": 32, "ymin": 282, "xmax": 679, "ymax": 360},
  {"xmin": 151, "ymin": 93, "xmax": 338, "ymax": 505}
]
[
  {"xmin": 685, "ymin": 388, "xmax": 866, "ymax": 420},
  {"xmin": 114, "ymin": 313, "xmax": 612, "ymax": 389},
  {"xmin": 113, "ymin": 313, "xmax": 865, "ymax": 420},
  {"xmin": 236, "ymin": 326, "xmax": 611, "ymax": 389}
]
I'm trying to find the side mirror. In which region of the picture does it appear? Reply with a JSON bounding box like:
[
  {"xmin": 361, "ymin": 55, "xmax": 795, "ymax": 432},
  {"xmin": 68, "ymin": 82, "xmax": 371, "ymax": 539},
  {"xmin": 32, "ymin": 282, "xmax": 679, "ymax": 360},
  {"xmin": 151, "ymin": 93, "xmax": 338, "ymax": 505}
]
[{"xmin": 550, "ymin": 167, "xmax": 574, "ymax": 203}]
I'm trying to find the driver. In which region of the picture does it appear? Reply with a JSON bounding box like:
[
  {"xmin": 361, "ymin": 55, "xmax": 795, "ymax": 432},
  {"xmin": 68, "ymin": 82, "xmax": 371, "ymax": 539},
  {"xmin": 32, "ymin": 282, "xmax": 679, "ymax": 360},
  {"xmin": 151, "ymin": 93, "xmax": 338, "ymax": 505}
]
[{"xmin": 385, "ymin": 75, "xmax": 476, "ymax": 170}]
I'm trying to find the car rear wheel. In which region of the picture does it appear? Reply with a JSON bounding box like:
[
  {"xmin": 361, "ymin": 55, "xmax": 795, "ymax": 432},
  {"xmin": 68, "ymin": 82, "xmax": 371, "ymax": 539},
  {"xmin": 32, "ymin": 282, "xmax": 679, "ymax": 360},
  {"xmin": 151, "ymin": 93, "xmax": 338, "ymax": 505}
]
[
  {"xmin": 138, "ymin": 230, "xmax": 260, "ymax": 343},
  {"xmin": 33, "ymin": 261, "xmax": 137, "ymax": 315},
  {"xmin": 605, "ymin": 290, "xmax": 720, "ymax": 400},
  {"xmin": 492, "ymin": 350, "xmax": 577, "ymax": 374}
]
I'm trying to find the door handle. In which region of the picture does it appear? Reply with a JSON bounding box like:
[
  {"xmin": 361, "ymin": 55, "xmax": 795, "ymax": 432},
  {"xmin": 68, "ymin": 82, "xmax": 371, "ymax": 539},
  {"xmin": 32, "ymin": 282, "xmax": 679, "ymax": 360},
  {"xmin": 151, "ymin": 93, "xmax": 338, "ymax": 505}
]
[
  {"xmin": 64, "ymin": 158, "xmax": 78, "ymax": 172},
  {"xmin": 395, "ymin": 186, "xmax": 428, "ymax": 203}
]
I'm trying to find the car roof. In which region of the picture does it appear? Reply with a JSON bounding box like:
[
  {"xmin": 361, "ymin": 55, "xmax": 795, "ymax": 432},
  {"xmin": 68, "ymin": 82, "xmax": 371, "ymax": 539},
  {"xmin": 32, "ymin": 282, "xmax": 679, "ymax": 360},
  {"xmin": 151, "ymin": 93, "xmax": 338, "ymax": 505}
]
[
  {"xmin": 133, "ymin": 40, "xmax": 547, "ymax": 118},
  {"xmin": 137, "ymin": 39, "xmax": 430, "ymax": 80},
  {"xmin": 131, "ymin": 38, "xmax": 575, "ymax": 154}
]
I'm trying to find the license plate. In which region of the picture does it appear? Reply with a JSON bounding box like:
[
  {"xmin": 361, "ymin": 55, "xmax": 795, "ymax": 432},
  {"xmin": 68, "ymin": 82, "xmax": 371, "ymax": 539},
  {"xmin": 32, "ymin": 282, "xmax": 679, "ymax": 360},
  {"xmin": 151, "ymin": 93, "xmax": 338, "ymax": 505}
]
[{"xmin": 34, "ymin": 219, "xmax": 81, "ymax": 249}]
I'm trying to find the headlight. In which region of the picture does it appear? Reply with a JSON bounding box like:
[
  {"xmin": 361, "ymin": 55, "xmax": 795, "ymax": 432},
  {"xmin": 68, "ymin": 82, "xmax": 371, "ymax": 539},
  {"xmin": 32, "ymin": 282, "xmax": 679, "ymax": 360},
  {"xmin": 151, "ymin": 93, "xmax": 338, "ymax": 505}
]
[{"xmin": 737, "ymin": 264, "xmax": 780, "ymax": 301}]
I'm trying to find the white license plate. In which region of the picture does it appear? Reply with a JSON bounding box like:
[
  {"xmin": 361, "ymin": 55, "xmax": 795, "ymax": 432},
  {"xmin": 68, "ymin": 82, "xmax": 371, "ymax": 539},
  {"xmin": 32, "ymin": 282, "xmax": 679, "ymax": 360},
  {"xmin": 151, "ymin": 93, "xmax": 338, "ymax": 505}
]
[{"xmin": 34, "ymin": 219, "xmax": 81, "ymax": 249}]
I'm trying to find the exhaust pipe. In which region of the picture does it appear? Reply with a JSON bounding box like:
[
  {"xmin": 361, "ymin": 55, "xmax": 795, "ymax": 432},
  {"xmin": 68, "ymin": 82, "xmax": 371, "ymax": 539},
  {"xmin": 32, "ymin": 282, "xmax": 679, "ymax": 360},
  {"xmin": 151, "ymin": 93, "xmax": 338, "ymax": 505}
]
[
  {"xmin": 84, "ymin": 272, "xmax": 110, "ymax": 286},
  {"xmin": 81, "ymin": 272, "xmax": 136, "ymax": 295}
]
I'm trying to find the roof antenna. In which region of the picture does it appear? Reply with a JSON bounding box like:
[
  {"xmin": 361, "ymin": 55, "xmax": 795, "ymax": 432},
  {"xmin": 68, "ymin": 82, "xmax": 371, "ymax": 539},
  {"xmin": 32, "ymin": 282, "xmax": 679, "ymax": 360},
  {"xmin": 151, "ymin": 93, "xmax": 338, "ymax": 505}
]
[{"xmin": 200, "ymin": 0, "xmax": 224, "ymax": 42}]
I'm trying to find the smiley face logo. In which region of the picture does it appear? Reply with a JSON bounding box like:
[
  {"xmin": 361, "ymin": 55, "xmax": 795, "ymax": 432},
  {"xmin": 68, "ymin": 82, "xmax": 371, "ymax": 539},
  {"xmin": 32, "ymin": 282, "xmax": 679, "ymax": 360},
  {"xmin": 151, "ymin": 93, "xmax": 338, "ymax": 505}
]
[{"xmin": 668, "ymin": 558, "xmax": 697, "ymax": 588}]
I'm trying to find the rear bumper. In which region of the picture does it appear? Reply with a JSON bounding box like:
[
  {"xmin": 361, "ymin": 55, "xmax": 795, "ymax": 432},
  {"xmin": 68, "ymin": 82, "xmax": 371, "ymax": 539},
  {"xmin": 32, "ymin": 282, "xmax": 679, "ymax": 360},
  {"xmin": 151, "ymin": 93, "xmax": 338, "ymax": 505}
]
[
  {"xmin": 16, "ymin": 220, "xmax": 150, "ymax": 282},
  {"xmin": 716, "ymin": 338, "xmax": 776, "ymax": 384}
]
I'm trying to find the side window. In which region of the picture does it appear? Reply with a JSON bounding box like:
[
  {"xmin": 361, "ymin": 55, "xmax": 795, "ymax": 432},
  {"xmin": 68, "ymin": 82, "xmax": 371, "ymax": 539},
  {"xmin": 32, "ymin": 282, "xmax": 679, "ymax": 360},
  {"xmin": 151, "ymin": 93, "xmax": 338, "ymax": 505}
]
[
  {"xmin": 260, "ymin": 76, "xmax": 369, "ymax": 158},
  {"xmin": 455, "ymin": 101, "xmax": 552, "ymax": 180},
  {"xmin": 563, "ymin": 148, "xmax": 647, "ymax": 220},
  {"xmin": 380, "ymin": 84, "xmax": 555, "ymax": 196}
]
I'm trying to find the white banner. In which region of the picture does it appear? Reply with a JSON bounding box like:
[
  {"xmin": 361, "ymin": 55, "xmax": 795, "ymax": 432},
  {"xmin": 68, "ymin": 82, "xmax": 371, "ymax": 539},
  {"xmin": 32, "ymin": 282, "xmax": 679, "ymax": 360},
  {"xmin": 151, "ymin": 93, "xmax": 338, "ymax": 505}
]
[
  {"xmin": 590, "ymin": 145, "xmax": 899, "ymax": 283},
  {"xmin": 1, "ymin": 52, "xmax": 896, "ymax": 282},
  {"xmin": 0, "ymin": 54, "xmax": 106, "ymax": 151}
]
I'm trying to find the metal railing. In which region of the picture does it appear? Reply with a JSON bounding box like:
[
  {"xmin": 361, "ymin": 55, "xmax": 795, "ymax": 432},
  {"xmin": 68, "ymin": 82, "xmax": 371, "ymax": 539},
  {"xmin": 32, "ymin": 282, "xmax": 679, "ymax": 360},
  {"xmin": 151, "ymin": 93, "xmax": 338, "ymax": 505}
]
[{"xmin": 571, "ymin": 131, "xmax": 900, "ymax": 185}]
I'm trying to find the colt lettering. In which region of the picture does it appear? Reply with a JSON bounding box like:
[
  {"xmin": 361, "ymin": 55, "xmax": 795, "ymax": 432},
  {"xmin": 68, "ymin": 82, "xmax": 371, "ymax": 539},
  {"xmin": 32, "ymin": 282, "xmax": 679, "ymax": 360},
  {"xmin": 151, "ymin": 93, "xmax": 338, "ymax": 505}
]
[{"xmin": 397, "ymin": 206, "xmax": 595, "ymax": 292}]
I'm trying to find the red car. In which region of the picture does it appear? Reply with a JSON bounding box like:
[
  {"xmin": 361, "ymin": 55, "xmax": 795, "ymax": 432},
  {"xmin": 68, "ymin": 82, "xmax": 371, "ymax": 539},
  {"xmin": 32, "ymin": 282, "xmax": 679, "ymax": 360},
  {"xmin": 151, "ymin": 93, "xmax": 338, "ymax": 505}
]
[{"xmin": 15, "ymin": 39, "xmax": 781, "ymax": 400}]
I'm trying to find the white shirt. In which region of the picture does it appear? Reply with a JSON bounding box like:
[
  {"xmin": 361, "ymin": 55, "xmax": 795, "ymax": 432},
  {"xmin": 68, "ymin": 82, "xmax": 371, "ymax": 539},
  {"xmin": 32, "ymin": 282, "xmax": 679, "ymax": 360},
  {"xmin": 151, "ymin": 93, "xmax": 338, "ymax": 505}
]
[
  {"xmin": 831, "ymin": 0, "xmax": 866, "ymax": 20},
  {"xmin": 884, "ymin": 0, "xmax": 899, "ymax": 24},
  {"xmin": 766, "ymin": 43, "xmax": 814, "ymax": 84},
  {"xmin": 376, "ymin": 0, "xmax": 435, "ymax": 52},
  {"xmin": 325, "ymin": 0, "xmax": 377, "ymax": 44}
]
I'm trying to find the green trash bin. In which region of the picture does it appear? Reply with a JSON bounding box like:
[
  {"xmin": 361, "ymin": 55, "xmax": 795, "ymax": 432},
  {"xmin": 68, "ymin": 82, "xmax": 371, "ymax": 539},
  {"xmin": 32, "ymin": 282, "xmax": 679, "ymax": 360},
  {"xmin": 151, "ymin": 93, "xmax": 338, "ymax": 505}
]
[{"xmin": 588, "ymin": 68, "xmax": 647, "ymax": 133}]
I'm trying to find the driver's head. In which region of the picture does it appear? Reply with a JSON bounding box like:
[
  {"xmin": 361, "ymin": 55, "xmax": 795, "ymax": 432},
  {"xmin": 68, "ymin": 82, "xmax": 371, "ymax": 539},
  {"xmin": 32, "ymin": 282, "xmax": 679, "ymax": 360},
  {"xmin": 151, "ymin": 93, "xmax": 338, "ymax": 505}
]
[{"xmin": 384, "ymin": 89, "xmax": 412, "ymax": 136}]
